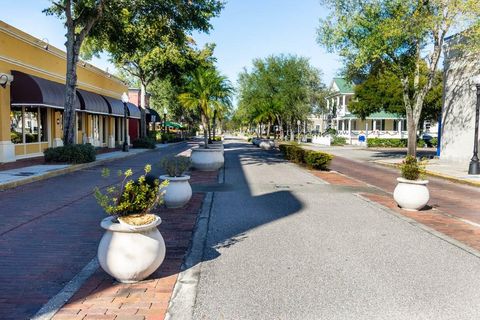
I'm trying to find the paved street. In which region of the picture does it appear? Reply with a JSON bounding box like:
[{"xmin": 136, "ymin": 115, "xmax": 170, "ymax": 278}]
[
  {"xmin": 191, "ymin": 139, "xmax": 480, "ymax": 320},
  {"xmin": 0, "ymin": 142, "xmax": 193, "ymax": 320}
]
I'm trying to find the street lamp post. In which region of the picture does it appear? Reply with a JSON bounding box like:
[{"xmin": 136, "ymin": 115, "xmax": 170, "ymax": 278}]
[
  {"xmin": 163, "ymin": 107, "xmax": 167, "ymax": 143},
  {"xmin": 468, "ymin": 84, "xmax": 480, "ymax": 175},
  {"xmin": 121, "ymin": 92, "xmax": 129, "ymax": 152}
]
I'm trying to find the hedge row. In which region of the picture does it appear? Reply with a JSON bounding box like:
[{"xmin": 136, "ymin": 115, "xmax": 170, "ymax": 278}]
[
  {"xmin": 132, "ymin": 137, "xmax": 156, "ymax": 149},
  {"xmin": 44, "ymin": 144, "xmax": 96, "ymax": 164},
  {"xmin": 279, "ymin": 144, "xmax": 332, "ymax": 170},
  {"xmin": 367, "ymin": 137, "xmax": 439, "ymax": 148}
]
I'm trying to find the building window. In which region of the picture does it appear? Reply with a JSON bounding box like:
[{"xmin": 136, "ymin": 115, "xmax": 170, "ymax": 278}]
[{"xmin": 10, "ymin": 106, "xmax": 48, "ymax": 144}]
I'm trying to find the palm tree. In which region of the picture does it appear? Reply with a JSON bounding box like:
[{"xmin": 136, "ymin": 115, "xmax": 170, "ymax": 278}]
[{"xmin": 179, "ymin": 67, "xmax": 233, "ymax": 148}]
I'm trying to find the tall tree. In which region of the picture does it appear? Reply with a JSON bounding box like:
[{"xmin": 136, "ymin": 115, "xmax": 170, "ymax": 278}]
[
  {"xmin": 318, "ymin": 0, "xmax": 480, "ymax": 156},
  {"xmin": 178, "ymin": 67, "xmax": 233, "ymax": 147},
  {"xmin": 46, "ymin": 0, "xmax": 223, "ymax": 144},
  {"xmin": 236, "ymin": 55, "xmax": 326, "ymax": 139}
]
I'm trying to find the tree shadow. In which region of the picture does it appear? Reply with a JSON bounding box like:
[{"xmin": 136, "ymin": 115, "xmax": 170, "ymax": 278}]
[{"xmin": 51, "ymin": 138, "xmax": 303, "ymax": 313}]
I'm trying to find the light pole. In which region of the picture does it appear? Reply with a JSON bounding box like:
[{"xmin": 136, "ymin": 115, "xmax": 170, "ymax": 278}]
[
  {"xmin": 468, "ymin": 84, "xmax": 480, "ymax": 175},
  {"xmin": 121, "ymin": 92, "xmax": 129, "ymax": 152},
  {"xmin": 180, "ymin": 115, "xmax": 185, "ymax": 140},
  {"xmin": 297, "ymin": 119, "xmax": 301, "ymax": 143},
  {"xmin": 163, "ymin": 107, "xmax": 167, "ymax": 143}
]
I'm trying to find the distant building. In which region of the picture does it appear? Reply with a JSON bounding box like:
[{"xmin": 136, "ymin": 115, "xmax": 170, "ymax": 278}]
[
  {"xmin": 441, "ymin": 34, "xmax": 479, "ymax": 162},
  {"xmin": 315, "ymin": 77, "xmax": 407, "ymax": 144}
]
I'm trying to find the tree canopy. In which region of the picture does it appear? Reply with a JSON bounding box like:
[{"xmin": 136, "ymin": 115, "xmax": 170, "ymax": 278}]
[
  {"xmin": 317, "ymin": 0, "xmax": 480, "ymax": 156},
  {"xmin": 235, "ymin": 54, "xmax": 326, "ymax": 138}
]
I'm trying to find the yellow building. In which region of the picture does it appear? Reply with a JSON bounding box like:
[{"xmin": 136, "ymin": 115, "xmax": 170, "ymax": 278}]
[{"xmin": 0, "ymin": 20, "xmax": 141, "ymax": 163}]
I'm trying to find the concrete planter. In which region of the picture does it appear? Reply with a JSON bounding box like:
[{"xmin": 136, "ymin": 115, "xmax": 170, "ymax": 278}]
[
  {"xmin": 191, "ymin": 147, "xmax": 224, "ymax": 171},
  {"xmin": 97, "ymin": 215, "xmax": 166, "ymax": 283},
  {"xmin": 259, "ymin": 140, "xmax": 275, "ymax": 150},
  {"xmin": 160, "ymin": 175, "xmax": 192, "ymax": 208},
  {"xmin": 393, "ymin": 177, "xmax": 430, "ymax": 211}
]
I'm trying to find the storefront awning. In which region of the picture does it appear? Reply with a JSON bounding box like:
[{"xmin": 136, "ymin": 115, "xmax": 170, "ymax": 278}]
[
  {"xmin": 146, "ymin": 108, "xmax": 160, "ymax": 123},
  {"xmin": 127, "ymin": 103, "xmax": 141, "ymax": 119},
  {"xmin": 10, "ymin": 70, "xmax": 81, "ymax": 109},
  {"xmin": 102, "ymin": 96, "xmax": 125, "ymax": 117},
  {"xmin": 77, "ymin": 89, "xmax": 110, "ymax": 115}
]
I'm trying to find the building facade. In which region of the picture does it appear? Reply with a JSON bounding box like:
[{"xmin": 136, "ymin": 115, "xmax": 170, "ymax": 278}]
[
  {"xmin": 314, "ymin": 77, "xmax": 407, "ymax": 144},
  {"xmin": 0, "ymin": 21, "xmax": 141, "ymax": 163},
  {"xmin": 441, "ymin": 35, "xmax": 480, "ymax": 162}
]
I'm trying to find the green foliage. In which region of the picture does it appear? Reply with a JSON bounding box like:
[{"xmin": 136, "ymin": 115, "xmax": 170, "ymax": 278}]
[
  {"xmin": 279, "ymin": 144, "xmax": 332, "ymax": 171},
  {"xmin": 212, "ymin": 136, "xmax": 222, "ymax": 141},
  {"xmin": 323, "ymin": 128, "xmax": 337, "ymax": 136},
  {"xmin": 44, "ymin": 144, "xmax": 96, "ymax": 164},
  {"xmin": 367, "ymin": 138, "xmax": 407, "ymax": 148},
  {"xmin": 304, "ymin": 150, "xmax": 333, "ymax": 170},
  {"xmin": 160, "ymin": 155, "xmax": 191, "ymax": 177},
  {"xmin": 317, "ymin": 0, "xmax": 480, "ymax": 156},
  {"xmin": 132, "ymin": 137, "xmax": 156, "ymax": 149},
  {"xmin": 400, "ymin": 156, "xmax": 426, "ymax": 181},
  {"xmin": 331, "ymin": 136, "xmax": 346, "ymax": 146},
  {"xmin": 94, "ymin": 164, "xmax": 167, "ymax": 216},
  {"xmin": 234, "ymin": 54, "xmax": 327, "ymax": 135}
]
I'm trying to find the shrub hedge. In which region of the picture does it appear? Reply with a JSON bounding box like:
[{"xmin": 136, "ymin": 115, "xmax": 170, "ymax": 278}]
[
  {"xmin": 368, "ymin": 137, "xmax": 439, "ymax": 148},
  {"xmin": 132, "ymin": 137, "xmax": 156, "ymax": 149},
  {"xmin": 44, "ymin": 144, "xmax": 96, "ymax": 164},
  {"xmin": 331, "ymin": 136, "xmax": 347, "ymax": 146},
  {"xmin": 279, "ymin": 144, "xmax": 332, "ymax": 171}
]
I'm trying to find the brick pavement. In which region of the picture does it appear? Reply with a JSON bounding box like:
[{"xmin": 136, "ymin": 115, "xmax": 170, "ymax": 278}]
[
  {"xmin": 316, "ymin": 166, "xmax": 480, "ymax": 257},
  {"xmin": 51, "ymin": 169, "xmax": 218, "ymax": 320},
  {"xmin": 0, "ymin": 142, "xmax": 195, "ymax": 320}
]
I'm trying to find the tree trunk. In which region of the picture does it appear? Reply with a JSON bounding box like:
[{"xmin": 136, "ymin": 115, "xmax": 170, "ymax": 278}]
[
  {"xmin": 406, "ymin": 109, "xmax": 417, "ymax": 157},
  {"xmin": 201, "ymin": 113, "xmax": 208, "ymax": 148},
  {"xmin": 63, "ymin": 32, "xmax": 81, "ymax": 146},
  {"xmin": 276, "ymin": 115, "xmax": 284, "ymax": 140},
  {"xmin": 212, "ymin": 109, "xmax": 217, "ymax": 140},
  {"xmin": 266, "ymin": 121, "xmax": 271, "ymax": 138}
]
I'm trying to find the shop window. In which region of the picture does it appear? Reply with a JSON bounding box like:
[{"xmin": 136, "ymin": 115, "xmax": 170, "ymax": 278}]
[
  {"xmin": 77, "ymin": 113, "xmax": 83, "ymax": 131},
  {"xmin": 10, "ymin": 106, "xmax": 23, "ymax": 144},
  {"xmin": 10, "ymin": 106, "xmax": 48, "ymax": 144}
]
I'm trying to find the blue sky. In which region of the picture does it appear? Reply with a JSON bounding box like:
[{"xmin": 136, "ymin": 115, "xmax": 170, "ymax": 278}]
[{"xmin": 1, "ymin": 0, "xmax": 342, "ymax": 87}]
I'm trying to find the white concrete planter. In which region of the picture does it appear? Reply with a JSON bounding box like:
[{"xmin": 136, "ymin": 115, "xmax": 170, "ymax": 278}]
[
  {"xmin": 191, "ymin": 147, "xmax": 224, "ymax": 171},
  {"xmin": 160, "ymin": 175, "xmax": 192, "ymax": 208},
  {"xmin": 259, "ymin": 140, "xmax": 275, "ymax": 150},
  {"xmin": 393, "ymin": 177, "xmax": 430, "ymax": 211},
  {"xmin": 97, "ymin": 215, "xmax": 166, "ymax": 283}
]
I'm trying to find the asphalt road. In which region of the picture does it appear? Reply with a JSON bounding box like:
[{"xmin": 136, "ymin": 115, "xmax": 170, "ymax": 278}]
[
  {"xmin": 192, "ymin": 140, "xmax": 480, "ymax": 320},
  {"xmin": 0, "ymin": 142, "xmax": 193, "ymax": 320}
]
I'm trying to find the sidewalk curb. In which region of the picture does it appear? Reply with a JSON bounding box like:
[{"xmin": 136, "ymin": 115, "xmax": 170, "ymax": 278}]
[
  {"xmin": 165, "ymin": 160, "xmax": 224, "ymax": 320},
  {"xmin": 0, "ymin": 143, "xmax": 183, "ymax": 191},
  {"xmin": 355, "ymin": 193, "xmax": 480, "ymax": 259},
  {"xmin": 165, "ymin": 191, "xmax": 214, "ymax": 320},
  {"xmin": 375, "ymin": 160, "xmax": 480, "ymax": 188}
]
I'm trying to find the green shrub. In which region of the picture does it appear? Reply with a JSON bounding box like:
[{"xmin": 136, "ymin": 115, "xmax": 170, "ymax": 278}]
[
  {"xmin": 304, "ymin": 150, "xmax": 333, "ymax": 170},
  {"xmin": 44, "ymin": 144, "xmax": 96, "ymax": 164},
  {"xmin": 160, "ymin": 155, "xmax": 191, "ymax": 177},
  {"xmin": 331, "ymin": 136, "xmax": 346, "ymax": 146},
  {"xmin": 430, "ymin": 137, "xmax": 438, "ymax": 147},
  {"xmin": 132, "ymin": 137, "xmax": 156, "ymax": 149},
  {"xmin": 367, "ymin": 138, "xmax": 407, "ymax": 148},
  {"xmin": 417, "ymin": 139, "xmax": 426, "ymax": 148},
  {"xmin": 400, "ymin": 155, "xmax": 426, "ymax": 180},
  {"xmin": 279, "ymin": 144, "xmax": 304, "ymax": 163},
  {"xmin": 212, "ymin": 136, "xmax": 222, "ymax": 141},
  {"xmin": 323, "ymin": 128, "xmax": 337, "ymax": 136}
]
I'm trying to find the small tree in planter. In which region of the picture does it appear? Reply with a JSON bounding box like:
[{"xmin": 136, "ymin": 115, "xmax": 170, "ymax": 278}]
[
  {"xmin": 393, "ymin": 156, "xmax": 430, "ymax": 211},
  {"xmin": 94, "ymin": 164, "xmax": 169, "ymax": 283},
  {"xmin": 160, "ymin": 156, "xmax": 193, "ymax": 208}
]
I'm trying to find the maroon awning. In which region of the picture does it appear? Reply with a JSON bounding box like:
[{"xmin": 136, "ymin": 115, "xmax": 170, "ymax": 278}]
[
  {"xmin": 10, "ymin": 70, "xmax": 81, "ymax": 110},
  {"xmin": 77, "ymin": 89, "xmax": 110, "ymax": 115}
]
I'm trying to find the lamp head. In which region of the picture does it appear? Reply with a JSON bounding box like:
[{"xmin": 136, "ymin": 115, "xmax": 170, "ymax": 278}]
[
  {"xmin": 121, "ymin": 92, "xmax": 129, "ymax": 104},
  {"xmin": 0, "ymin": 73, "xmax": 13, "ymax": 88},
  {"xmin": 163, "ymin": 107, "xmax": 168, "ymax": 114}
]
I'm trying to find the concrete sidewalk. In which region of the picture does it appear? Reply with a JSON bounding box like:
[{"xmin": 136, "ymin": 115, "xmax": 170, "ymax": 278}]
[
  {"xmin": 302, "ymin": 143, "xmax": 480, "ymax": 187},
  {"xmin": 0, "ymin": 144, "xmax": 171, "ymax": 190},
  {"xmin": 188, "ymin": 140, "xmax": 480, "ymax": 320}
]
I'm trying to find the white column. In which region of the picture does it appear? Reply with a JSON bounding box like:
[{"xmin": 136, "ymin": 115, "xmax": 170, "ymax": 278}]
[
  {"xmin": 348, "ymin": 119, "xmax": 352, "ymax": 144},
  {"xmin": 398, "ymin": 120, "xmax": 402, "ymax": 133},
  {"xmin": 373, "ymin": 120, "xmax": 377, "ymax": 131},
  {"xmin": 342, "ymin": 95, "xmax": 346, "ymax": 107},
  {"xmin": 342, "ymin": 120, "xmax": 345, "ymax": 131}
]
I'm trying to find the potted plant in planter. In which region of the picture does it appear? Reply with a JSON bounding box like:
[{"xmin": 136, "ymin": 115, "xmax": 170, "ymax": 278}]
[
  {"xmin": 393, "ymin": 156, "xmax": 430, "ymax": 211},
  {"xmin": 160, "ymin": 155, "xmax": 193, "ymax": 208},
  {"xmin": 94, "ymin": 165, "xmax": 168, "ymax": 283}
]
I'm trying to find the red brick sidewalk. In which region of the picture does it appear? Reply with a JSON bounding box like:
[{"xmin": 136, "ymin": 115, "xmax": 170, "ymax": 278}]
[
  {"xmin": 317, "ymin": 168, "xmax": 480, "ymax": 256},
  {"xmin": 51, "ymin": 170, "xmax": 217, "ymax": 320}
]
